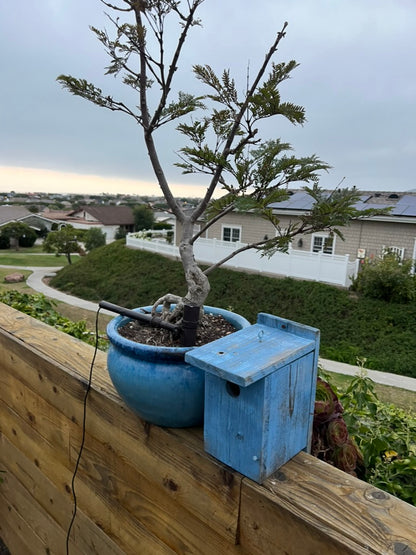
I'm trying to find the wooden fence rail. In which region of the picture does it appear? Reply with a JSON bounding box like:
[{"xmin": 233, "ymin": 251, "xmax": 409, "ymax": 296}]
[{"xmin": 0, "ymin": 304, "xmax": 415, "ymax": 554}]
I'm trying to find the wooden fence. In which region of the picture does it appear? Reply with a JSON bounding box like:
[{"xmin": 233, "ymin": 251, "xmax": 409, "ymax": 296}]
[{"xmin": 0, "ymin": 304, "xmax": 415, "ymax": 554}]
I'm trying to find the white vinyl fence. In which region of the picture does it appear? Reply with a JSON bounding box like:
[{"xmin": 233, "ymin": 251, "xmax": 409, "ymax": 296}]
[{"xmin": 126, "ymin": 234, "xmax": 359, "ymax": 287}]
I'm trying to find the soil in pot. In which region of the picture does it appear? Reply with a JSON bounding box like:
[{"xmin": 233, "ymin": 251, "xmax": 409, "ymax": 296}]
[
  {"xmin": 118, "ymin": 312, "xmax": 236, "ymax": 347},
  {"xmin": 107, "ymin": 306, "xmax": 250, "ymax": 427}
]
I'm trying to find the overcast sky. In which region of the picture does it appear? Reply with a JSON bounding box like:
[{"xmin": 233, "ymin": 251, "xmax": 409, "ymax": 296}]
[{"xmin": 1, "ymin": 0, "xmax": 415, "ymax": 197}]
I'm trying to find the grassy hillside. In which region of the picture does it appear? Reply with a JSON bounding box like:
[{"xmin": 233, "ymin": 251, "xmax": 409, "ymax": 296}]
[{"xmin": 50, "ymin": 241, "xmax": 416, "ymax": 378}]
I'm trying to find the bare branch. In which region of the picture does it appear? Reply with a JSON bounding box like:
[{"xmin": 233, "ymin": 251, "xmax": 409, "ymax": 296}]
[
  {"xmin": 203, "ymin": 239, "xmax": 270, "ymax": 275},
  {"xmin": 150, "ymin": 1, "xmax": 204, "ymax": 130},
  {"xmin": 99, "ymin": 0, "xmax": 133, "ymax": 12},
  {"xmin": 190, "ymin": 203, "xmax": 235, "ymax": 244},
  {"xmin": 133, "ymin": 4, "xmax": 184, "ymax": 220}
]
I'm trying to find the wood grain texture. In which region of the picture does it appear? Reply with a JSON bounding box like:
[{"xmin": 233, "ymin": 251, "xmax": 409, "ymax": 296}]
[
  {"xmin": 1, "ymin": 303, "xmax": 415, "ymax": 555},
  {"xmin": 0, "ymin": 304, "xmax": 242, "ymax": 553},
  {"xmin": 0, "ymin": 434, "xmax": 124, "ymax": 555},
  {"xmin": 192, "ymin": 312, "xmax": 319, "ymax": 482},
  {"xmin": 239, "ymin": 452, "xmax": 416, "ymax": 555},
  {"xmin": 0, "ymin": 330, "xmax": 242, "ymax": 545}
]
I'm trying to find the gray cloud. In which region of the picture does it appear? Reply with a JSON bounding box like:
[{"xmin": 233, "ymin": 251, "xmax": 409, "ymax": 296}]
[{"xmin": 1, "ymin": 0, "xmax": 415, "ymax": 193}]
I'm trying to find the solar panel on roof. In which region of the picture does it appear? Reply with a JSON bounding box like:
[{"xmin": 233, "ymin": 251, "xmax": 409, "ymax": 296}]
[
  {"xmin": 269, "ymin": 191, "xmax": 315, "ymax": 210},
  {"xmin": 389, "ymin": 195, "xmax": 416, "ymax": 216},
  {"xmin": 400, "ymin": 206, "xmax": 416, "ymax": 217},
  {"xmin": 396, "ymin": 195, "xmax": 416, "ymax": 206}
]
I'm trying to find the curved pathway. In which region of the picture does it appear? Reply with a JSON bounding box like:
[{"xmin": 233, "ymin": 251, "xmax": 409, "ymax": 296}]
[
  {"xmin": 1, "ymin": 265, "xmax": 415, "ymax": 392},
  {"xmin": 1, "ymin": 265, "xmax": 114, "ymax": 315}
]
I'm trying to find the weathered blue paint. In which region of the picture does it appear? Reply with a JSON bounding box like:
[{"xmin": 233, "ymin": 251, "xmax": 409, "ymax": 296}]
[
  {"xmin": 185, "ymin": 313, "xmax": 320, "ymax": 482},
  {"xmin": 106, "ymin": 306, "xmax": 250, "ymax": 428}
]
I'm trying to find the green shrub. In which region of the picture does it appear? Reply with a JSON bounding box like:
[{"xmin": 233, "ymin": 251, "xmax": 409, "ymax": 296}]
[
  {"xmin": 85, "ymin": 228, "xmax": 106, "ymax": 251},
  {"xmin": 321, "ymin": 366, "xmax": 416, "ymax": 506},
  {"xmin": 0, "ymin": 222, "xmax": 37, "ymax": 249},
  {"xmin": 352, "ymin": 253, "xmax": 416, "ymax": 303},
  {"xmin": 0, "ymin": 290, "xmax": 107, "ymax": 350},
  {"xmin": 19, "ymin": 227, "xmax": 37, "ymax": 248}
]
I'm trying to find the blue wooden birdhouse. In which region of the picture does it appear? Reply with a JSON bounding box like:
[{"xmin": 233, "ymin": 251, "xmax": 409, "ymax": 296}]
[{"xmin": 185, "ymin": 313, "xmax": 320, "ymax": 483}]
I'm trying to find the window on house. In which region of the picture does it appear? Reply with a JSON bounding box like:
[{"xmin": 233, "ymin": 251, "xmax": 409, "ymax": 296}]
[
  {"xmin": 382, "ymin": 246, "xmax": 405, "ymax": 262},
  {"xmin": 312, "ymin": 234, "xmax": 334, "ymax": 254},
  {"xmin": 222, "ymin": 226, "xmax": 241, "ymax": 242}
]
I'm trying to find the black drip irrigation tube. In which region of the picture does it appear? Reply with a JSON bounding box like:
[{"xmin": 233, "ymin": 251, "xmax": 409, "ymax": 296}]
[{"xmin": 99, "ymin": 301, "xmax": 200, "ymax": 347}]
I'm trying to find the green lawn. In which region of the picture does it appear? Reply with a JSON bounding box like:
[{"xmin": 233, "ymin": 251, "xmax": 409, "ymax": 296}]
[
  {"xmin": 0, "ymin": 268, "xmax": 33, "ymax": 293},
  {"xmin": 0, "ymin": 252, "xmax": 71, "ymax": 267}
]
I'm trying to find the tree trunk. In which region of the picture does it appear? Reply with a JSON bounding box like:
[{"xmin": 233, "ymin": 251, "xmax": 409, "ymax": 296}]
[
  {"xmin": 153, "ymin": 219, "xmax": 210, "ymax": 322},
  {"xmin": 180, "ymin": 243, "xmax": 210, "ymax": 307},
  {"xmin": 180, "ymin": 218, "xmax": 210, "ymax": 306}
]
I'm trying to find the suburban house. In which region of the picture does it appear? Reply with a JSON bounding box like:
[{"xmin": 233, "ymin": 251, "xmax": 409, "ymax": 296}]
[
  {"xmin": 191, "ymin": 190, "xmax": 416, "ymax": 264},
  {"xmin": 42, "ymin": 205, "xmax": 135, "ymax": 242},
  {"xmin": 0, "ymin": 205, "xmax": 56, "ymax": 233},
  {"xmin": 127, "ymin": 190, "xmax": 416, "ymax": 288}
]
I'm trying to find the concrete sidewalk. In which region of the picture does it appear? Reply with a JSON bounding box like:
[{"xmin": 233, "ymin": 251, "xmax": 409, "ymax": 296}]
[
  {"xmin": 319, "ymin": 358, "xmax": 416, "ymax": 393},
  {"xmin": 1, "ymin": 265, "xmax": 114, "ymax": 316},
  {"xmin": 2, "ymin": 265, "xmax": 416, "ymax": 393}
]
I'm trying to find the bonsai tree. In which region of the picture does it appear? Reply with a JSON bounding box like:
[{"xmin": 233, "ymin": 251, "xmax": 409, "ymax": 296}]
[{"xmin": 58, "ymin": 0, "xmax": 380, "ymax": 323}]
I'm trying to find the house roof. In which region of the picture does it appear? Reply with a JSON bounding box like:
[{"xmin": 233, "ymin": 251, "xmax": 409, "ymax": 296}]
[
  {"xmin": 40, "ymin": 209, "xmax": 73, "ymax": 221},
  {"xmin": 75, "ymin": 205, "xmax": 135, "ymax": 225},
  {"xmin": 269, "ymin": 190, "xmax": 416, "ymax": 219},
  {"xmin": 0, "ymin": 206, "xmax": 31, "ymax": 225}
]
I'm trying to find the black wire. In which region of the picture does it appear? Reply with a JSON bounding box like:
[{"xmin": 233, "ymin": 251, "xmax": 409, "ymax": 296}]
[{"xmin": 66, "ymin": 307, "xmax": 101, "ymax": 555}]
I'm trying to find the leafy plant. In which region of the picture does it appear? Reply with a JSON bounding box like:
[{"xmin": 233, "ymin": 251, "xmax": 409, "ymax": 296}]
[
  {"xmin": 133, "ymin": 205, "xmax": 155, "ymax": 231},
  {"xmin": 351, "ymin": 252, "xmax": 416, "ymax": 303},
  {"xmin": 0, "ymin": 222, "xmax": 37, "ymax": 249},
  {"xmin": 57, "ymin": 1, "xmax": 384, "ymax": 326},
  {"xmin": 312, "ymin": 377, "xmax": 364, "ymax": 476},
  {"xmin": 0, "ymin": 290, "xmax": 107, "ymax": 350},
  {"xmin": 85, "ymin": 227, "xmax": 107, "ymax": 251},
  {"xmin": 321, "ymin": 362, "xmax": 416, "ymax": 506},
  {"xmin": 43, "ymin": 224, "xmax": 84, "ymax": 264}
]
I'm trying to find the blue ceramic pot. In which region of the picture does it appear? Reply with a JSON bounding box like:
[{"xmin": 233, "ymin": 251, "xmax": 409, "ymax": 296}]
[{"xmin": 106, "ymin": 305, "xmax": 250, "ymax": 427}]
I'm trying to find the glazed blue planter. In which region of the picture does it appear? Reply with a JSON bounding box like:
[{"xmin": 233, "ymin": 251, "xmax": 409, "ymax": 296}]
[{"xmin": 106, "ymin": 305, "xmax": 250, "ymax": 428}]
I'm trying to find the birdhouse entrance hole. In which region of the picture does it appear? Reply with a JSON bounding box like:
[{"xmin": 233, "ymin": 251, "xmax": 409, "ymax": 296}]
[{"xmin": 226, "ymin": 381, "xmax": 241, "ymax": 398}]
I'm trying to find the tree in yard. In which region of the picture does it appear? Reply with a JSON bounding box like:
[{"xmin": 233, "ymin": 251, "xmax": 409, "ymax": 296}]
[
  {"xmin": 133, "ymin": 204, "xmax": 155, "ymax": 231},
  {"xmin": 43, "ymin": 225, "xmax": 83, "ymax": 264},
  {"xmin": 85, "ymin": 227, "xmax": 107, "ymax": 251},
  {"xmin": 58, "ymin": 1, "xmax": 383, "ymax": 323},
  {"xmin": 0, "ymin": 222, "xmax": 37, "ymax": 250}
]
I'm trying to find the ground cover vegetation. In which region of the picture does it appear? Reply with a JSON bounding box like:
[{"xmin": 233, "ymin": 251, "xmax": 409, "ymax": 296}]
[
  {"xmin": 0, "ymin": 290, "xmax": 106, "ymax": 349},
  {"xmin": 318, "ymin": 367, "xmax": 416, "ymax": 507},
  {"xmin": 49, "ymin": 241, "xmax": 416, "ymax": 378}
]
